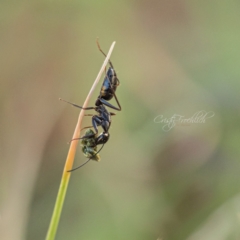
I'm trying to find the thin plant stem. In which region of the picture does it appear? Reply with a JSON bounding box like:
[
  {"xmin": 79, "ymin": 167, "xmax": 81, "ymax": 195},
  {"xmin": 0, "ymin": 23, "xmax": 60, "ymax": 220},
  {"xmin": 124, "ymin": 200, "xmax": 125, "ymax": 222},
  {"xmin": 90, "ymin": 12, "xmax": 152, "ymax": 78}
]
[{"xmin": 45, "ymin": 41, "xmax": 116, "ymax": 240}]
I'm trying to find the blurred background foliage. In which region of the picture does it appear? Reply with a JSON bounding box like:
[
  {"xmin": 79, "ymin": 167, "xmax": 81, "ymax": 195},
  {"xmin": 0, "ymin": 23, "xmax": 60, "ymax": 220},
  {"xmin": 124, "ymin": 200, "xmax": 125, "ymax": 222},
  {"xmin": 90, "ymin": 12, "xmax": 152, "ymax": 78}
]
[{"xmin": 1, "ymin": 1, "xmax": 240, "ymax": 240}]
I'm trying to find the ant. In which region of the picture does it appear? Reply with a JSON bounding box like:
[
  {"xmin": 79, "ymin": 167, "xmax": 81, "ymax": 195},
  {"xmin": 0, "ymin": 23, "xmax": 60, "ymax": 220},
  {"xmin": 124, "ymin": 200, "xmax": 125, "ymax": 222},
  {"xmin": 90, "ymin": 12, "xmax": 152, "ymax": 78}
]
[{"xmin": 60, "ymin": 40, "xmax": 122, "ymax": 171}]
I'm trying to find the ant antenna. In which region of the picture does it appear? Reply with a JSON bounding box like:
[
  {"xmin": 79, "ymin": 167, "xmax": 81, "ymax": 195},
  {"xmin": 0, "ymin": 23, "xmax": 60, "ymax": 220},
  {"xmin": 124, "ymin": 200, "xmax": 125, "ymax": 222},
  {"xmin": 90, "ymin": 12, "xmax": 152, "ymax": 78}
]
[
  {"xmin": 59, "ymin": 98, "xmax": 95, "ymax": 110},
  {"xmin": 69, "ymin": 133, "xmax": 96, "ymax": 144},
  {"xmin": 67, "ymin": 144, "xmax": 105, "ymax": 172},
  {"xmin": 96, "ymin": 38, "xmax": 114, "ymax": 69}
]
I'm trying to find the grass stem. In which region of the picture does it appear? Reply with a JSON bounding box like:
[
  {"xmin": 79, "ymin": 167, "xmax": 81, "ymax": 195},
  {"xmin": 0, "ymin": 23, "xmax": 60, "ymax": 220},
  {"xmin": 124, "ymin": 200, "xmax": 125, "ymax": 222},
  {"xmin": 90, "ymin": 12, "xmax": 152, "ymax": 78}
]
[{"xmin": 45, "ymin": 41, "xmax": 116, "ymax": 240}]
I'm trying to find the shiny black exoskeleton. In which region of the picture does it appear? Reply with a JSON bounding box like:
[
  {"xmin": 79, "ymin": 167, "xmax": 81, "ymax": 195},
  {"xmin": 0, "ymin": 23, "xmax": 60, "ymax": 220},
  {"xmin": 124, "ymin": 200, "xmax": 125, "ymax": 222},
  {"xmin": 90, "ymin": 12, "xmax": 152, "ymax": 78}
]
[
  {"xmin": 95, "ymin": 40, "xmax": 121, "ymax": 111},
  {"xmin": 75, "ymin": 104, "xmax": 114, "ymax": 145}
]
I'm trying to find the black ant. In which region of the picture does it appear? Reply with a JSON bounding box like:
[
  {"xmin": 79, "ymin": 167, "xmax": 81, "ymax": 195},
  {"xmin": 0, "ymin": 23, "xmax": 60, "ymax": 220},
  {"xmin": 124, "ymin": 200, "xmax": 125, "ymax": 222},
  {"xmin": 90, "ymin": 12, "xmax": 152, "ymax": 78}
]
[{"xmin": 60, "ymin": 41, "xmax": 122, "ymax": 171}]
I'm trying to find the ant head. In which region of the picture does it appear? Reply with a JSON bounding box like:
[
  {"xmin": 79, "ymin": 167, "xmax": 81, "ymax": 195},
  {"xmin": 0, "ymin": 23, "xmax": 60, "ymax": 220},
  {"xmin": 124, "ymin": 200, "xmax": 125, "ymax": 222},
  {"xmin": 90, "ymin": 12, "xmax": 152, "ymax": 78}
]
[
  {"xmin": 102, "ymin": 133, "xmax": 110, "ymax": 143},
  {"xmin": 96, "ymin": 132, "xmax": 110, "ymax": 145},
  {"xmin": 103, "ymin": 132, "xmax": 110, "ymax": 139}
]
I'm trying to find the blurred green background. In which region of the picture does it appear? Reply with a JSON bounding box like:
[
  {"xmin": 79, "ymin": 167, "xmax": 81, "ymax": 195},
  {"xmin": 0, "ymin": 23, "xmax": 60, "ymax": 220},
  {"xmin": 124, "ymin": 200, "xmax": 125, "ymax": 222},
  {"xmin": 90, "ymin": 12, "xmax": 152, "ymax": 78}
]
[{"xmin": 1, "ymin": 1, "xmax": 240, "ymax": 240}]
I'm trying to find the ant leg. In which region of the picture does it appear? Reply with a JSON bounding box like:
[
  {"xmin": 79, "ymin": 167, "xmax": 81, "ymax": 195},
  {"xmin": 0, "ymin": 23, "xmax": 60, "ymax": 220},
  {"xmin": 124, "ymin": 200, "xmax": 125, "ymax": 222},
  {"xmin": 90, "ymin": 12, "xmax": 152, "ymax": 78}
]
[
  {"xmin": 96, "ymin": 38, "xmax": 114, "ymax": 69},
  {"xmin": 99, "ymin": 97, "xmax": 121, "ymax": 111},
  {"xmin": 112, "ymin": 90, "xmax": 121, "ymax": 110},
  {"xmin": 59, "ymin": 98, "xmax": 95, "ymax": 110},
  {"xmin": 110, "ymin": 112, "xmax": 116, "ymax": 116},
  {"xmin": 92, "ymin": 116, "xmax": 102, "ymax": 134},
  {"xmin": 101, "ymin": 120, "xmax": 110, "ymax": 133},
  {"xmin": 116, "ymin": 78, "xmax": 120, "ymax": 85},
  {"xmin": 81, "ymin": 126, "xmax": 93, "ymax": 130},
  {"xmin": 107, "ymin": 74, "xmax": 121, "ymax": 111},
  {"xmin": 67, "ymin": 158, "xmax": 91, "ymax": 172}
]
